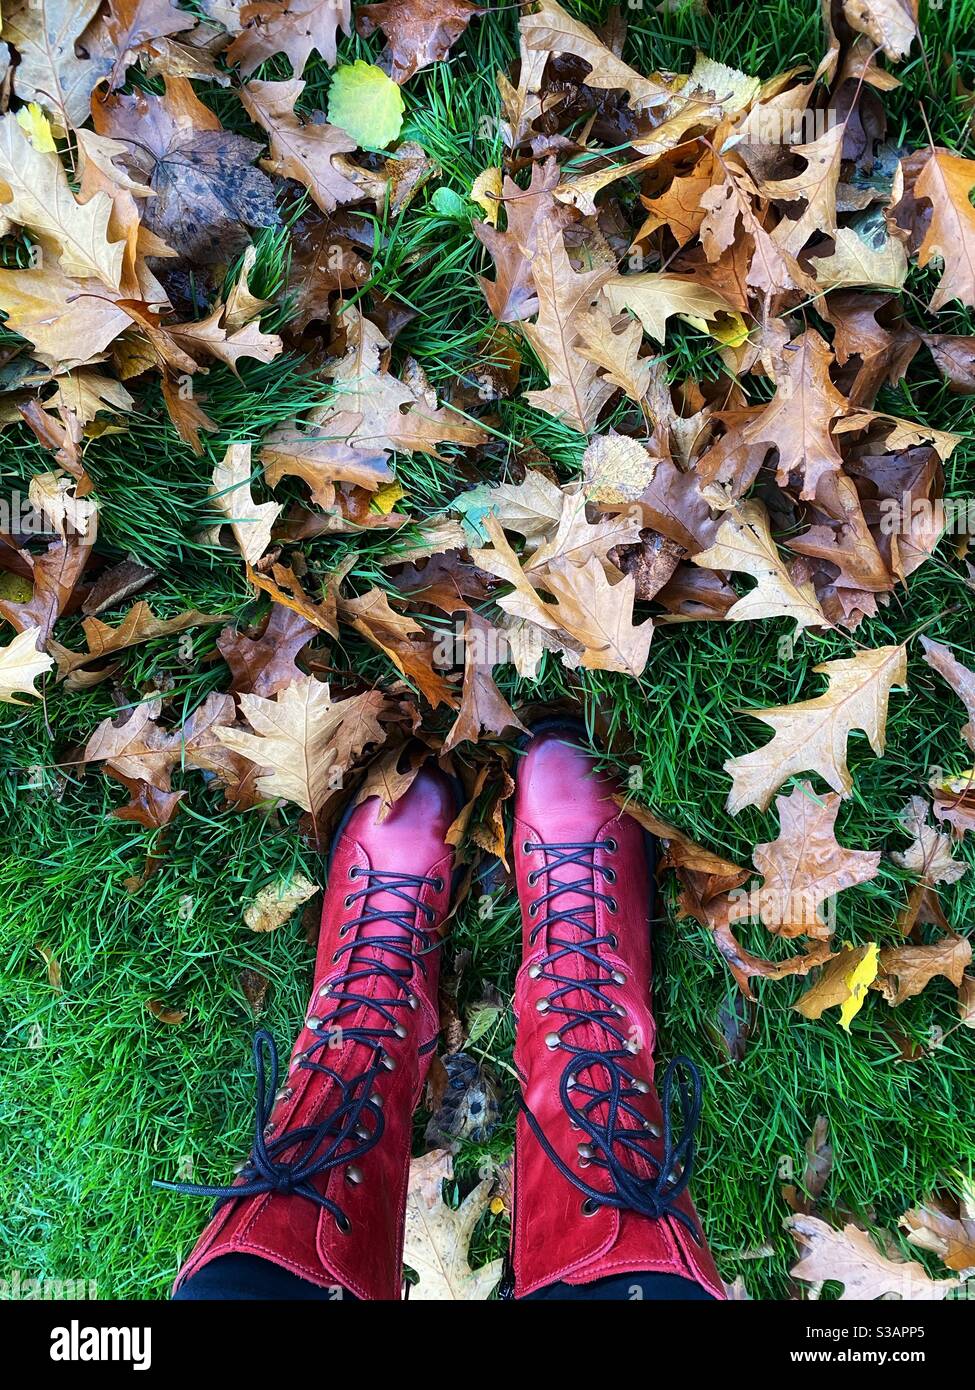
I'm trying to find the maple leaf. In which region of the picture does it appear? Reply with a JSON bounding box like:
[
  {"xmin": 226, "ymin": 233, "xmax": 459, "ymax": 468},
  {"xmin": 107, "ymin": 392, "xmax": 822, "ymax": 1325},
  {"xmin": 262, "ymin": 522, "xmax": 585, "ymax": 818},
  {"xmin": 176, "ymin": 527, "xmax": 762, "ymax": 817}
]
[
  {"xmin": 240, "ymin": 78, "xmax": 363, "ymax": 214},
  {"xmin": 914, "ymin": 150, "xmax": 975, "ymax": 311},
  {"xmin": 0, "ymin": 627, "xmax": 54, "ymax": 704},
  {"xmin": 209, "ymin": 443, "xmax": 282, "ymax": 567},
  {"xmin": 0, "ymin": 114, "xmax": 124, "ymax": 288},
  {"xmin": 751, "ymin": 782, "xmax": 881, "ymax": 937},
  {"xmin": 402, "ymin": 1148, "xmax": 503, "ymax": 1300},
  {"xmin": 215, "ymin": 675, "xmax": 386, "ymax": 815},
  {"xmin": 92, "ymin": 75, "xmax": 279, "ymax": 265},
  {"xmin": 356, "ymin": 0, "xmax": 482, "ymax": 84},
  {"xmin": 521, "ymin": 219, "xmax": 614, "ymax": 433},
  {"xmin": 741, "ymin": 330, "xmax": 849, "ymax": 501},
  {"xmin": 725, "ymin": 644, "xmax": 907, "ymax": 814},
  {"xmin": 788, "ymin": 1212, "xmax": 958, "ymax": 1300},
  {"xmin": 227, "ymin": 0, "xmax": 353, "ymax": 76},
  {"xmin": 693, "ymin": 500, "xmax": 828, "ymax": 630},
  {"xmin": 5, "ymin": 0, "xmax": 112, "ymax": 131}
]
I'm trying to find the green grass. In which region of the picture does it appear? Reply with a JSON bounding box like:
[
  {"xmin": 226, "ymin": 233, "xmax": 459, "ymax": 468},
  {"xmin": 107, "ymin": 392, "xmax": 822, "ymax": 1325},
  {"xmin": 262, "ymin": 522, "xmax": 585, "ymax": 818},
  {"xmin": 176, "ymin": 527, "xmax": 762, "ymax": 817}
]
[{"xmin": 3, "ymin": 0, "xmax": 975, "ymax": 1300}]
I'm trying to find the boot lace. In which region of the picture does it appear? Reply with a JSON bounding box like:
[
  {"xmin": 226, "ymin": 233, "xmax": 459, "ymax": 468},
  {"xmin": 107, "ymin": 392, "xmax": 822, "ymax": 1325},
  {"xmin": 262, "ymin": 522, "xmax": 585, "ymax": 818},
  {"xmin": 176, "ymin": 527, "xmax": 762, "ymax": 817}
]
[
  {"xmin": 155, "ymin": 866, "xmax": 444, "ymax": 1233},
  {"xmin": 521, "ymin": 838, "xmax": 702, "ymax": 1240}
]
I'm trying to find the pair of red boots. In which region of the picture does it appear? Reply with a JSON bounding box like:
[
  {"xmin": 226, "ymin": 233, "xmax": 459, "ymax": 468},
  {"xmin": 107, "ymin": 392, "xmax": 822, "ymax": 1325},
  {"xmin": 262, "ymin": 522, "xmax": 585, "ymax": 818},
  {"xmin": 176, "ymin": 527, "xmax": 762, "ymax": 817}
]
[{"xmin": 169, "ymin": 728, "xmax": 724, "ymax": 1300}]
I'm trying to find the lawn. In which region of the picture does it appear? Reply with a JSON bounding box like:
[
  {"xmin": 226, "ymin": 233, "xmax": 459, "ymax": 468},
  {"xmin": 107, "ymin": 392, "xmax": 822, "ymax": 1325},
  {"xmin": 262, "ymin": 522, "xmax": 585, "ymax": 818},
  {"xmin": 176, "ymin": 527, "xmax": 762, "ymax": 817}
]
[{"xmin": 2, "ymin": 0, "xmax": 975, "ymax": 1301}]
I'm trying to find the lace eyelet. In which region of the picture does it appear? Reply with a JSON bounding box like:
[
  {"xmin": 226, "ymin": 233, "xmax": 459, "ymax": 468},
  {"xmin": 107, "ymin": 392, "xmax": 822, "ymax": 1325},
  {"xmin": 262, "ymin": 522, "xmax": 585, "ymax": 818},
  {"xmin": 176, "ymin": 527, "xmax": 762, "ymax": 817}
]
[
  {"xmin": 527, "ymin": 870, "xmax": 538, "ymax": 886},
  {"xmin": 604, "ymin": 837, "xmax": 618, "ymax": 853},
  {"xmin": 645, "ymin": 1121, "xmax": 662, "ymax": 1138},
  {"xmin": 611, "ymin": 970, "xmax": 625, "ymax": 985},
  {"xmin": 607, "ymin": 933, "xmax": 618, "ymax": 948},
  {"xmin": 522, "ymin": 840, "xmax": 534, "ymax": 854},
  {"xmin": 528, "ymin": 901, "xmax": 538, "ymax": 917},
  {"xmin": 535, "ymin": 997, "xmax": 550, "ymax": 1014},
  {"xmin": 335, "ymin": 1213, "xmax": 352, "ymax": 1234},
  {"xmin": 348, "ymin": 866, "xmax": 359, "ymax": 880},
  {"xmin": 332, "ymin": 950, "xmax": 341, "ymax": 963},
  {"xmin": 343, "ymin": 895, "xmax": 353, "ymax": 909},
  {"xmin": 393, "ymin": 1023, "xmax": 407, "ymax": 1039},
  {"xmin": 607, "ymin": 897, "xmax": 618, "ymax": 913},
  {"xmin": 345, "ymin": 1165, "xmax": 363, "ymax": 1185},
  {"xmin": 433, "ymin": 876, "xmax": 445, "ymax": 892},
  {"xmin": 604, "ymin": 867, "xmax": 616, "ymax": 884},
  {"xmin": 581, "ymin": 1197, "xmax": 600, "ymax": 1217},
  {"xmin": 544, "ymin": 1031, "xmax": 560, "ymax": 1049}
]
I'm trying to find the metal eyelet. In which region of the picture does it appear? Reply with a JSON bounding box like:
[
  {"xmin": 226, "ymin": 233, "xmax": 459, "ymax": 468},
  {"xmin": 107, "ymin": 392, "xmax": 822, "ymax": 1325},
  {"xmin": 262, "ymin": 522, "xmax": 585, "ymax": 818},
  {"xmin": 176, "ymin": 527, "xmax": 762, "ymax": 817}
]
[
  {"xmin": 369, "ymin": 1091, "xmax": 383, "ymax": 1107},
  {"xmin": 604, "ymin": 867, "xmax": 616, "ymax": 883},
  {"xmin": 354, "ymin": 1125, "xmax": 370, "ymax": 1141},
  {"xmin": 527, "ymin": 870, "xmax": 538, "ymax": 886},
  {"xmin": 607, "ymin": 932, "xmax": 618, "ymax": 948},
  {"xmin": 632, "ymin": 1078, "xmax": 650, "ymax": 1094},
  {"xmin": 577, "ymin": 1143, "xmax": 593, "ymax": 1167},
  {"xmin": 393, "ymin": 1023, "xmax": 407, "ymax": 1039},
  {"xmin": 607, "ymin": 897, "xmax": 618, "ymax": 913},
  {"xmin": 433, "ymin": 876, "xmax": 445, "ymax": 892},
  {"xmin": 345, "ymin": 1165, "xmax": 363, "ymax": 1185},
  {"xmin": 523, "ymin": 841, "xmax": 534, "ymax": 854},
  {"xmin": 335, "ymin": 1213, "xmax": 352, "ymax": 1234},
  {"xmin": 535, "ymin": 997, "xmax": 550, "ymax": 1014},
  {"xmin": 645, "ymin": 1121, "xmax": 662, "ymax": 1138},
  {"xmin": 544, "ymin": 1032, "xmax": 560, "ymax": 1049},
  {"xmin": 307, "ymin": 1015, "xmax": 322, "ymax": 1030},
  {"xmin": 274, "ymin": 1086, "xmax": 293, "ymax": 1103},
  {"xmin": 318, "ymin": 982, "xmax": 332, "ymax": 999},
  {"xmin": 406, "ymin": 993, "xmax": 418, "ymax": 1009},
  {"xmin": 604, "ymin": 837, "xmax": 618, "ymax": 853},
  {"xmin": 611, "ymin": 970, "xmax": 625, "ymax": 985},
  {"xmin": 332, "ymin": 950, "xmax": 341, "ymax": 962},
  {"xmin": 343, "ymin": 895, "xmax": 354, "ymax": 909},
  {"xmin": 528, "ymin": 901, "xmax": 538, "ymax": 917},
  {"xmin": 528, "ymin": 964, "xmax": 542, "ymax": 979},
  {"xmin": 381, "ymin": 1053, "xmax": 396, "ymax": 1071},
  {"xmin": 339, "ymin": 923, "xmax": 352, "ymax": 938},
  {"xmin": 612, "ymin": 1003, "xmax": 626, "ymax": 1018},
  {"xmin": 348, "ymin": 866, "xmax": 359, "ymax": 880},
  {"xmin": 581, "ymin": 1197, "xmax": 600, "ymax": 1217}
]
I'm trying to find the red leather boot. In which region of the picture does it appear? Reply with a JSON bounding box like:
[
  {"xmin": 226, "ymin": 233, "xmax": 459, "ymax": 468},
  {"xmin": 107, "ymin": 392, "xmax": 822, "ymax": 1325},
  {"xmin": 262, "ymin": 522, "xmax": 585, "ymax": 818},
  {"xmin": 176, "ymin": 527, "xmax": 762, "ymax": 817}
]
[
  {"xmin": 165, "ymin": 767, "xmax": 457, "ymax": 1300},
  {"xmin": 511, "ymin": 727, "xmax": 725, "ymax": 1299}
]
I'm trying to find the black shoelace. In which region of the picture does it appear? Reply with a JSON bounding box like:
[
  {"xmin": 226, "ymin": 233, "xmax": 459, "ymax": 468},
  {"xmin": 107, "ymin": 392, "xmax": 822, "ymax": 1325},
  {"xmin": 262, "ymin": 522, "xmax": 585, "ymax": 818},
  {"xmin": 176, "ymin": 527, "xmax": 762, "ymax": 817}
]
[
  {"xmin": 154, "ymin": 866, "xmax": 444, "ymax": 1233},
  {"xmin": 520, "ymin": 838, "xmax": 703, "ymax": 1240}
]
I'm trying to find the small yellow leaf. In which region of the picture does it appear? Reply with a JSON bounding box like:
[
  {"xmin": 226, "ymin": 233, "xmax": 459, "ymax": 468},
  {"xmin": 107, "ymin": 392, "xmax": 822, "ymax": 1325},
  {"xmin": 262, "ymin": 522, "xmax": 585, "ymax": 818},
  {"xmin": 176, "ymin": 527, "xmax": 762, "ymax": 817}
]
[
  {"xmin": 471, "ymin": 167, "xmax": 503, "ymax": 226},
  {"xmin": 16, "ymin": 103, "xmax": 56, "ymax": 152},
  {"xmin": 489, "ymin": 1196, "xmax": 505, "ymax": 1215},
  {"xmin": 373, "ymin": 480, "xmax": 406, "ymax": 514},
  {"xmin": 839, "ymin": 941, "xmax": 879, "ymax": 1031},
  {"xmin": 680, "ymin": 310, "xmax": 750, "ymax": 347}
]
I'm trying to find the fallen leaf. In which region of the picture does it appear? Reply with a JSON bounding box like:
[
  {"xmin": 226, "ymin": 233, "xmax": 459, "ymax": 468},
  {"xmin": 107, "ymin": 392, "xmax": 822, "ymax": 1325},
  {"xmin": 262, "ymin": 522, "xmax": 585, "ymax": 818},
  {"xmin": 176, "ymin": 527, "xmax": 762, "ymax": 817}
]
[
  {"xmin": 788, "ymin": 1212, "xmax": 958, "ymax": 1300},
  {"xmin": 357, "ymin": 0, "xmax": 482, "ymax": 84},
  {"xmin": 693, "ymin": 500, "xmax": 828, "ymax": 630},
  {"xmin": 243, "ymin": 873, "xmax": 319, "ymax": 931},
  {"xmin": 0, "ymin": 627, "xmax": 53, "ymax": 704},
  {"xmin": 327, "ymin": 60, "xmax": 404, "ymax": 150},
  {"xmin": 215, "ymin": 675, "xmax": 386, "ymax": 816},
  {"xmin": 725, "ymin": 644, "xmax": 907, "ymax": 814},
  {"xmin": 240, "ymin": 78, "xmax": 362, "ymax": 214},
  {"xmin": 209, "ymin": 443, "xmax": 282, "ymax": 567},
  {"xmin": 227, "ymin": 0, "xmax": 353, "ymax": 76},
  {"xmin": 402, "ymin": 1148, "xmax": 503, "ymax": 1299}
]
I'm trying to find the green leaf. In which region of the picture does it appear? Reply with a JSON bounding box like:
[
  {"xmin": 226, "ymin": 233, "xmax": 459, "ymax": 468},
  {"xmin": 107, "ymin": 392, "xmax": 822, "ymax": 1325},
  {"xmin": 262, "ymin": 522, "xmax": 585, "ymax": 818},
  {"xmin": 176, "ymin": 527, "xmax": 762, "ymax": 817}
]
[
  {"xmin": 327, "ymin": 61, "xmax": 404, "ymax": 151},
  {"xmin": 432, "ymin": 187, "xmax": 468, "ymax": 219}
]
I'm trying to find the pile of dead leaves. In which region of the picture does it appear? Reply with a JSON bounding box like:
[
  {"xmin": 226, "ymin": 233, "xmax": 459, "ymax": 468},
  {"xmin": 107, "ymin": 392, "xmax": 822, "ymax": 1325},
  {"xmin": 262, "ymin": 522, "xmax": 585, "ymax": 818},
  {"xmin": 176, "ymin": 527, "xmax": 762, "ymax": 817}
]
[{"xmin": 1, "ymin": 1, "xmax": 974, "ymax": 1032}]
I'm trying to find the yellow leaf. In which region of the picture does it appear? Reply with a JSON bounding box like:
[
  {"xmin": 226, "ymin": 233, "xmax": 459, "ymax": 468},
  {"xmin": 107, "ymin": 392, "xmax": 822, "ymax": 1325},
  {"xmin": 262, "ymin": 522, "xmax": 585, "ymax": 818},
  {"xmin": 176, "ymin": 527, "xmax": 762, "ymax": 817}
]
[
  {"xmin": 16, "ymin": 103, "xmax": 56, "ymax": 152},
  {"xmin": 373, "ymin": 480, "xmax": 406, "ymax": 514},
  {"xmin": 839, "ymin": 941, "xmax": 879, "ymax": 1031},
  {"xmin": 470, "ymin": 167, "xmax": 502, "ymax": 225}
]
